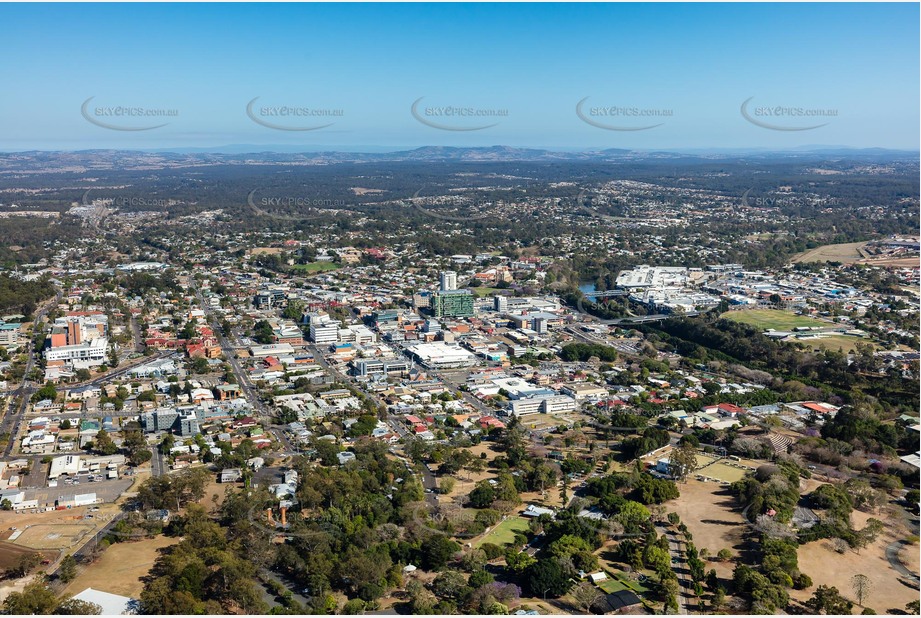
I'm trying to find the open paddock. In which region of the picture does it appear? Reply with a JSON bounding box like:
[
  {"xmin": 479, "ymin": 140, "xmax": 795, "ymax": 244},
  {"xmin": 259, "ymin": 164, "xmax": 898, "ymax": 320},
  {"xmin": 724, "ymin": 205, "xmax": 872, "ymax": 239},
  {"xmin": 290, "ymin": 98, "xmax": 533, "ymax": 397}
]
[
  {"xmin": 722, "ymin": 309, "xmax": 828, "ymax": 331},
  {"xmin": 62, "ymin": 534, "xmax": 179, "ymax": 598},
  {"xmin": 519, "ymin": 413, "xmax": 578, "ymax": 432},
  {"xmin": 792, "ymin": 525, "xmax": 918, "ymax": 612},
  {"xmin": 794, "ymin": 334, "xmax": 875, "ymax": 354},
  {"xmin": 664, "ymin": 480, "xmax": 748, "ymax": 582},
  {"xmin": 860, "ymin": 256, "xmax": 920, "ymax": 268},
  {"xmin": 0, "ymin": 541, "xmax": 45, "ymax": 572},
  {"xmin": 793, "ymin": 241, "xmax": 868, "ymax": 264},
  {"xmin": 291, "ymin": 262, "xmax": 340, "ymax": 274}
]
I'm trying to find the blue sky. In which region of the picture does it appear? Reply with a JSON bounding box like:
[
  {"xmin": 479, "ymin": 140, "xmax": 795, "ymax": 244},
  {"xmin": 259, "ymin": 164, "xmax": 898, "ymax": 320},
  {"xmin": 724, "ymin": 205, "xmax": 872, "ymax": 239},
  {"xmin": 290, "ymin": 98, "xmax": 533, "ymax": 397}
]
[{"xmin": 0, "ymin": 2, "xmax": 917, "ymax": 151}]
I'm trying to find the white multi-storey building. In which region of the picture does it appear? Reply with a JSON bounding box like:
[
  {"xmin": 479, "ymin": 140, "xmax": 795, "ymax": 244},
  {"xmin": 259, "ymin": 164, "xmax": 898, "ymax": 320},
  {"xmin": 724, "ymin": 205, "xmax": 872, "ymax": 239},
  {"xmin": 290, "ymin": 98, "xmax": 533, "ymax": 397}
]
[
  {"xmin": 440, "ymin": 271, "xmax": 458, "ymax": 291},
  {"xmin": 44, "ymin": 337, "xmax": 108, "ymax": 365},
  {"xmin": 310, "ymin": 320, "xmax": 339, "ymax": 345}
]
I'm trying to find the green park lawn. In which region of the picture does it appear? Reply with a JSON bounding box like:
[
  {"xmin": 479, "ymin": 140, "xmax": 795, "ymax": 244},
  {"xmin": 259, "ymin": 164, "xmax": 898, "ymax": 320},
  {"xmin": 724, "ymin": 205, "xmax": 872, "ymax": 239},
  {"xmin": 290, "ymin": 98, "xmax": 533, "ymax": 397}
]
[
  {"xmin": 468, "ymin": 286, "xmax": 501, "ymax": 297},
  {"xmin": 597, "ymin": 571, "xmax": 650, "ymax": 594},
  {"xmin": 292, "ymin": 262, "xmax": 340, "ymax": 274},
  {"xmin": 721, "ymin": 309, "xmax": 826, "ymax": 331},
  {"xmin": 794, "ymin": 334, "xmax": 874, "ymax": 354},
  {"xmin": 473, "ymin": 516, "xmax": 530, "ymax": 548}
]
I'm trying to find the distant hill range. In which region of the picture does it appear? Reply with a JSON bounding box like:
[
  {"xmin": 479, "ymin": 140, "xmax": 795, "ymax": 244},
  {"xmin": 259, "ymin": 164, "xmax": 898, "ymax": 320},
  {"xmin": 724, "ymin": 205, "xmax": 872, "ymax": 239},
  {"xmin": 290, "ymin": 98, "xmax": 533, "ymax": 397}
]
[{"xmin": 0, "ymin": 145, "xmax": 916, "ymax": 171}]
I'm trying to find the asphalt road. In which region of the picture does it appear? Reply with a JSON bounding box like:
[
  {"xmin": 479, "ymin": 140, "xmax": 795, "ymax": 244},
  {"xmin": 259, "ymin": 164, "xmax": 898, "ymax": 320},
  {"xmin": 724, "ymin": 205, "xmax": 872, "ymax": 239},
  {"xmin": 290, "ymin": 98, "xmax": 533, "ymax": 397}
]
[
  {"xmin": 68, "ymin": 512, "xmax": 127, "ymax": 565},
  {"xmin": 129, "ymin": 314, "xmax": 144, "ymax": 353},
  {"xmin": 886, "ymin": 508, "xmax": 920, "ymax": 583},
  {"xmin": 2, "ymin": 292, "xmax": 61, "ymax": 456},
  {"xmin": 67, "ymin": 350, "xmax": 175, "ymax": 390},
  {"xmin": 196, "ymin": 289, "xmax": 268, "ymax": 418},
  {"xmin": 429, "ymin": 368, "xmax": 496, "ymax": 415},
  {"xmin": 150, "ymin": 444, "xmax": 166, "ymax": 478},
  {"xmin": 270, "ymin": 425, "xmax": 298, "ymax": 454}
]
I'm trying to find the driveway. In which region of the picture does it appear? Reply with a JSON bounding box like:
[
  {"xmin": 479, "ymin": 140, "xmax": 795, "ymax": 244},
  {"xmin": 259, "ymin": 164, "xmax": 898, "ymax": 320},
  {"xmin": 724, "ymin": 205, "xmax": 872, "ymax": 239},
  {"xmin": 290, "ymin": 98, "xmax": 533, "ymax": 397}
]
[{"xmin": 655, "ymin": 524, "xmax": 690, "ymax": 614}]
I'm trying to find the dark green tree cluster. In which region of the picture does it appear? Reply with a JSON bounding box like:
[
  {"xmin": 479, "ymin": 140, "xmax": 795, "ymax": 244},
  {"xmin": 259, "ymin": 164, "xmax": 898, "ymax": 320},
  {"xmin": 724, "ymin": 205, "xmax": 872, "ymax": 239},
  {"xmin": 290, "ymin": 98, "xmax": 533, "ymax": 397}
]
[
  {"xmin": 140, "ymin": 504, "xmax": 266, "ymax": 614},
  {"xmin": 269, "ymin": 441, "xmax": 466, "ymax": 609},
  {"xmin": 252, "ymin": 319, "xmax": 274, "ymax": 344},
  {"xmin": 0, "ymin": 273, "xmax": 53, "ymax": 316},
  {"xmin": 645, "ymin": 317, "xmax": 919, "ymax": 412},
  {"xmin": 3, "ymin": 578, "xmax": 101, "ymax": 615},
  {"xmin": 621, "ymin": 427, "xmax": 670, "ymax": 460},
  {"xmin": 559, "ymin": 343, "xmax": 618, "ymax": 362},
  {"xmin": 586, "ymin": 469, "xmax": 679, "ymax": 506},
  {"xmin": 821, "ymin": 406, "xmax": 914, "ymax": 455},
  {"xmin": 137, "ymin": 467, "xmax": 211, "ymax": 512},
  {"xmin": 730, "ymin": 462, "xmax": 804, "ymax": 523}
]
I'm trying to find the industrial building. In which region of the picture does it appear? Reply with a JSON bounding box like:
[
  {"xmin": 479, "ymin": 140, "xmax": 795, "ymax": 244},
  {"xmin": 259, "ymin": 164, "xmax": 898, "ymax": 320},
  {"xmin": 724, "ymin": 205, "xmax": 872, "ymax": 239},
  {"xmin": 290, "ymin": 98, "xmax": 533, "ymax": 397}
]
[
  {"xmin": 351, "ymin": 358, "xmax": 410, "ymax": 377},
  {"xmin": 404, "ymin": 342, "xmax": 476, "ymax": 369},
  {"xmin": 615, "ymin": 265, "xmax": 689, "ymax": 289}
]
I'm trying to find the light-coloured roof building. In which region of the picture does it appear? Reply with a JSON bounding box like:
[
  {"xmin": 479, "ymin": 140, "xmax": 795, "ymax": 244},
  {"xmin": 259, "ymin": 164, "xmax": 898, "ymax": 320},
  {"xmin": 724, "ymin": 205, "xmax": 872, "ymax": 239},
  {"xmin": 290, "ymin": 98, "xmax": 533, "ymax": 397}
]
[
  {"xmin": 48, "ymin": 455, "xmax": 82, "ymax": 479},
  {"xmin": 404, "ymin": 342, "xmax": 476, "ymax": 369},
  {"xmin": 72, "ymin": 587, "xmax": 136, "ymax": 615},
  {"xmin": 249, "ymin": 343, "xmax": 296, "ymax": 357}
]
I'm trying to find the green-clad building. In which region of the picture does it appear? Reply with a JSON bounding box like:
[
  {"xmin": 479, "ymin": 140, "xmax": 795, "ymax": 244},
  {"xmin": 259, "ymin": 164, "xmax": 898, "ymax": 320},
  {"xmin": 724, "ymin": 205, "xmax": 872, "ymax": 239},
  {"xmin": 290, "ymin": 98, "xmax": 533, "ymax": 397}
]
[{"xmin": 431, "ymin": 289, "xmax": 474, "ymax": 318}]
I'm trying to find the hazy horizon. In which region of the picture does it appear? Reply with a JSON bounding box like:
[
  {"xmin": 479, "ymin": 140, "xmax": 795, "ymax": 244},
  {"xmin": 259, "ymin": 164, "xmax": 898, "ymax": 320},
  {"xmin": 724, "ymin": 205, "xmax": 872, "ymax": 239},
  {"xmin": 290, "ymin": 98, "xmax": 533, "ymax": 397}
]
[{"xmin": 1, "ymin": 144, "xmax": 918, "ymax": 156}]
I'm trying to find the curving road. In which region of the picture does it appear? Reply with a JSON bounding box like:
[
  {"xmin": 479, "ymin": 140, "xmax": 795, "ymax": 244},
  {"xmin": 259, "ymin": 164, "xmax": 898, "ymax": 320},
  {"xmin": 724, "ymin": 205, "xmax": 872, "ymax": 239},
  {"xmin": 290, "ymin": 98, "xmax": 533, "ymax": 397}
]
[
  {"xmin": 885, "ymin": 540, "xmax": 919, "ymax": 582},
  {"xmin": 886, "ymin": 508, "xmax": 920, "ymax": 584}
]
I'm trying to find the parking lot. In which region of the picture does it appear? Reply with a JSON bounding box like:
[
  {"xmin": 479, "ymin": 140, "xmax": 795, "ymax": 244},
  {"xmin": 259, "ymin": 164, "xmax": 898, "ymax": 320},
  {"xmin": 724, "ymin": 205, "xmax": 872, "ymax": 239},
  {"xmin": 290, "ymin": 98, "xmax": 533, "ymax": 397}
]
[
  {"xmin": 23, "ymin": 478, "xmax": 133, "ymax": 508},
  {"xmin": 20, "ymin": 458, "xmax": 48, "ymax": 489},
  {"xmin": 253, "ymin": 466, "xmax": 284, "ymax": 488}
]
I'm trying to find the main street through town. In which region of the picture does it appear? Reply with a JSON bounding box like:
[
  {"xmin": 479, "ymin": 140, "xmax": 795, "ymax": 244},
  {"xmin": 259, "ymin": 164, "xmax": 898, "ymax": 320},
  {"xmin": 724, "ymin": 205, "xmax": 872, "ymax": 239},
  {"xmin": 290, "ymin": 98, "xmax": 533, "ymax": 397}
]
[
  {"xmin": 196, "ymin": 289, "xmax": 267, "ymax": 416},
  {"xmin": 2, "ymin": 291, "xmax": 61, "ymax": 456},
  {"xmin": 196, "ymin": 288, "xmax": 307, "ymax": 457}
]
